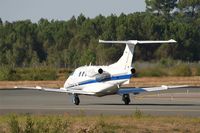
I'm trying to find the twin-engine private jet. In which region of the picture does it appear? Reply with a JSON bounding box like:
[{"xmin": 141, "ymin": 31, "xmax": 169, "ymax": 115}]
[{"xmin": 16, "ymin": 39, "xmax": 186, "ymax": 105}]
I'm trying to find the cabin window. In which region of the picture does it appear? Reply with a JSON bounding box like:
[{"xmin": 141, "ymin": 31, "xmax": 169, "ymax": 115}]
[
  {"xmin": 82, "ymin": 72, "xmax": 85, "ymax": 77},
  {"xmin": 79, "ymin": 72, "xmax": 81, "ymax": 77}
]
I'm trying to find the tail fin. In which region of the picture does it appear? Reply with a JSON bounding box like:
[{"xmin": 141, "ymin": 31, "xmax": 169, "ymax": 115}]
[{"xmin": 99, "ymin": 39, "xmax": 176, "ymax": 70}]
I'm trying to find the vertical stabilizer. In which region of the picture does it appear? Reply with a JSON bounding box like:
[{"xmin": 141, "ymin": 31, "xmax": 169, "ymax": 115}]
[{"xmin": 110, "ymin": 44, "xmax": 135, "ymax": 70}]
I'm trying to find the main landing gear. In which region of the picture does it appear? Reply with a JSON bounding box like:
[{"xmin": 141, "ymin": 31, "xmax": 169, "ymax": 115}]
[
  {"xmin": 72, "ymin": 94, "xmax": 80, "ymax": 105},
  {"xmin": 71, "ymin": 94, "xmax": 131, "ymax": 105},
  {"xmin": 122, "ymin": 94, "xmax": 130, "ymax": 105}
]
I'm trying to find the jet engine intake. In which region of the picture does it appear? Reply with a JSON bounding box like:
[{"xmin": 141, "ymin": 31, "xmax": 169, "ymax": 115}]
[
  {"xmin": 131, "ymin": 68, "xmax": 136, "ymax": 74},
  {"xmin": 98, "ymin": 68, "xmax": 103, "ymax": 74}
]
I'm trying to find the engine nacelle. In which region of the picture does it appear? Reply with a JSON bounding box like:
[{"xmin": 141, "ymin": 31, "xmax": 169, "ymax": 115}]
[
  {"xmin": 131, "ymin": 68, "xmax": 136, "ymax": 74},
  {"xmin": 96, "ymin": 72, "xmax": 111, "ymax": 82},
  {"xmin": 86, "ymin": 68, "xmax": 103, "ymax": 77}
]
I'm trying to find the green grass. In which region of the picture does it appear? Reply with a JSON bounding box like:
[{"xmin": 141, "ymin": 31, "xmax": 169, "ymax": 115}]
[
  {"xmin": 135, "ymin": 60, "xmax": 199, "ymax": 77},
  {"xmin": 196, "ymin": 66, "xmax": 200, "ymax": 76},
  {"xmin": 0, "ymin": 67, "xmax": 72, "ymax": 81},
  {"xmin": 1, "ymin": 113, "xmax": 200, "ymax": 133},
  {"xmin": 0, "ymin": 59, "xmax": 199, "ymax": 81}
]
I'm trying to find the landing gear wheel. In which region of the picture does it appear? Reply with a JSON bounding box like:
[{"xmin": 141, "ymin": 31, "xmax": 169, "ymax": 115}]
[
  {"xmin": 73, "ymin": 95, "xmax": 80, "ymax": 105},
  {"xmin": 122, "ymin": 94, "xmax": 130, "ymax": 105}
]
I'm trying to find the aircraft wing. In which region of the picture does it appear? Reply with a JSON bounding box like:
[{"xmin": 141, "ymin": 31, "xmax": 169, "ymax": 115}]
[
  {"xmin": 14, "ymin": 86, "xmax": 95, "ymax": 95},
  {"xmin": 14, "ymin": 86, "xmax": 67, "ymax": 92},
  {"xmin": 42, "ymin": 87, "xmax": 95, "ymax": 95},
  {"xmin": 117, "ymin": 85, "xmax": 188, "ymax": 95}
]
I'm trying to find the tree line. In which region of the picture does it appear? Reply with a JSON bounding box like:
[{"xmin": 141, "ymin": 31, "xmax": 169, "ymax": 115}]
[{"xmin": 0, "ymin": 0, "xmax": 199, "ymax": 69}]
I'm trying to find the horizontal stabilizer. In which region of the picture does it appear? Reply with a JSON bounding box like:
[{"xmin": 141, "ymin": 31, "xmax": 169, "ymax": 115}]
[{"xmin": 99, "ymin": 39, "xmax": 176, "ymax": 45}]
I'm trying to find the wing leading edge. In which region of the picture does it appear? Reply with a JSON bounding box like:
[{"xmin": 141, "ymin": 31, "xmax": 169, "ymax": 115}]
[
  {"xmin": 14, "ymin": 85, "xmax": 188, "ymax": 95},
  {"xmin": 14, "ymin": 86, "xmax": 95, "ymax": 95},
  {"xmin": 118, "ymin": 85, "xmax": 188, "ymax": 95}
]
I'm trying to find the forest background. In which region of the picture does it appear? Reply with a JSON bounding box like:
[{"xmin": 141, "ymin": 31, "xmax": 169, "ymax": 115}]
[{"xmin": 0, "ymin": 0, "xmax": 199, "ymax": 80}]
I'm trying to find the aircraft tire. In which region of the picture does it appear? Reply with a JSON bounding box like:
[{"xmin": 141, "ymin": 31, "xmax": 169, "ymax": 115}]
[
  {"xmin": 73, "ymin": 95, "xmax": 80, "ymax": 105},
  {"xmin": 122, "ymin": 94, "xmax": 130, "ymax": 105},
  {"xmin": 124, "ymin": 98, "xmax": 130, "ymax": 105}
]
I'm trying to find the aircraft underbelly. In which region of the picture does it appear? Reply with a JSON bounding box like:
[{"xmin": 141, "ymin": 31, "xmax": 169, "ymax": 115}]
[
  {"xmin": 82, "ymin": 79, "xmax": 127, "ymax": 97},
  {"xmin": 67, "ymin": 79, "xmax": 128, "ymax": 96},
  {"xmin": 96, "ymin": 85, "xmax": 118, "ymax": 97}
]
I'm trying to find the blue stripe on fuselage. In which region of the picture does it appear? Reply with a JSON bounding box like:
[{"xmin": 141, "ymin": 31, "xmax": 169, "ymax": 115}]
[
  {"xmin": 69, "ymin": 74, "xmax": 132, "ymax": 88},
  {"xmin": 110, "ymin": 74, "xmax": 132, "ymax": 81}
]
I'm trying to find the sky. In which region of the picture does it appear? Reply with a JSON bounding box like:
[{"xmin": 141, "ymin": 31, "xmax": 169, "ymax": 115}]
[{"xmin": 0, "ymin": 0, "xmax": 146, "ymax": 23}]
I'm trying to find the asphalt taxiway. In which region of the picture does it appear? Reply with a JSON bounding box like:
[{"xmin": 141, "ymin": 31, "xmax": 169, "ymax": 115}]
[{"xmin": 1, "ymin": 88, "xmax": 200, "ymax": 116}]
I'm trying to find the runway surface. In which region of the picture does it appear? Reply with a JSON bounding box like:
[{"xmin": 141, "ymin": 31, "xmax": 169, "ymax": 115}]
[{"xmin": 1, "ymin": 87, "xmax": 200, "ymax": 116}]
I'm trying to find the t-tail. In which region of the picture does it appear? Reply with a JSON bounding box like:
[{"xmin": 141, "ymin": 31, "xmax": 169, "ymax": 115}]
[{"xmin": 99, "ymin": 39, "xmax": 176, "ymax": 70}]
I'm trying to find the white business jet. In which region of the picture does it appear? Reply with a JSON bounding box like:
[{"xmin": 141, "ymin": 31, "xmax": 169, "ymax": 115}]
[{"xmin": 18, "ymin": 39, "xmax": 185, "ymax": 105}]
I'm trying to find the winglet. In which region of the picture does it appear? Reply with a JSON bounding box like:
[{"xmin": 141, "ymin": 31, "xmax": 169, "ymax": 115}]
[
  {"xmin": 36, "ymin": 86, "xmax": 43, "ymax": 90},
  {"xmin": 169, "ymin": 39, "xmax": 177, "ymax": 43},
  {"xmin": 161, "ymin": 85, "xmax": 168, "ymax": 89},
  {"xmin": 99, "ymin": 39, "xmax": 104, "ymax": 43}
]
